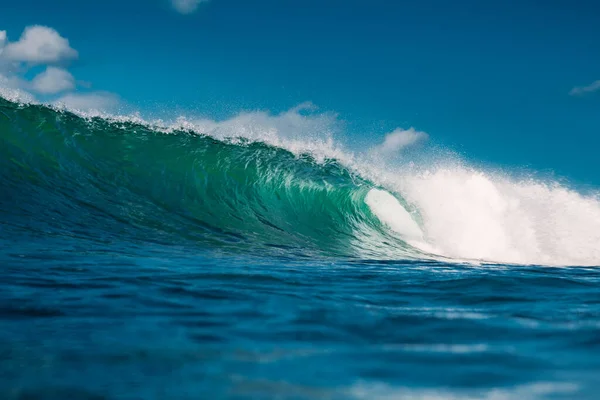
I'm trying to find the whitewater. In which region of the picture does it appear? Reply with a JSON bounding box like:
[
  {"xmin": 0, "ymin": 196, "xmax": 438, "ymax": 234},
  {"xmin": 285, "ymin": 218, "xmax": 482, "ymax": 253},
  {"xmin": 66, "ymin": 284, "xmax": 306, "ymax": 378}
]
[{"xmin": 1, "ymin": 93, "xmax": 600, "ymax": 400}]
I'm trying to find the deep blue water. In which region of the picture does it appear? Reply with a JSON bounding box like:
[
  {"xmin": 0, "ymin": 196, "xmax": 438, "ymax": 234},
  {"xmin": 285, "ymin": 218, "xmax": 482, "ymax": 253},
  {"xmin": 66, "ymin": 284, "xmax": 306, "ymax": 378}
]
[
  {"xmin": 3, "ymin": 244, "xmax": 600, "ymax": 399},
  {"xmin": 1, "ymin": 98, "xmax": 600, "ymax": 399}
]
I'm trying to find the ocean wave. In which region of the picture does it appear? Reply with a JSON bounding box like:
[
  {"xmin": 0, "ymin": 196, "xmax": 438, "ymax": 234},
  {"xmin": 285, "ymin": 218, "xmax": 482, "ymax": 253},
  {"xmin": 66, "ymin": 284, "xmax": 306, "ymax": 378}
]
[{"xmin": 1, "ymin": 96, "xmax": 599, "ymax": 266}]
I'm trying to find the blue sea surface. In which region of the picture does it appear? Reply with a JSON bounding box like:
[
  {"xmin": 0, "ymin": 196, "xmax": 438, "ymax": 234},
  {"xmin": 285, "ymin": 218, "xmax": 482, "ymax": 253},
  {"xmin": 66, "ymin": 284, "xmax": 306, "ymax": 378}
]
[{"xmin": 1, "ymin": 98, "xmax": 600, "ymax": 399}]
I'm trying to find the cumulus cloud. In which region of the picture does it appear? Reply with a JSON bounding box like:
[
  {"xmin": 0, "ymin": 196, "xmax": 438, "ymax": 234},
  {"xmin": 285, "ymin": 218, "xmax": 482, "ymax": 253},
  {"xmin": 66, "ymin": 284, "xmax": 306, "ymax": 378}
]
[
  {"xmin": 31, "ymin": 67, "xmax": 75, "ymax": 94},
  {"xmin": 54, "ymin": 92, "xmax": 120, "ymax": 112},
  {"xmin": 569, "ymin": 80, "xmax": 600, "ymax": 96},
  {"xmin": 0, "ymin": 26, "xmax": 119, "ymax": 113},
  {"xmin": 371, "ymin": 127, "xmax": 429, "ymax": 155},
  {"xmin": 171, "ymin": 0, "xmax": 209, "ymax": 14},
  {"xmin": 2, "ymin": 26, "xmax": 78, "ymax": 64}
]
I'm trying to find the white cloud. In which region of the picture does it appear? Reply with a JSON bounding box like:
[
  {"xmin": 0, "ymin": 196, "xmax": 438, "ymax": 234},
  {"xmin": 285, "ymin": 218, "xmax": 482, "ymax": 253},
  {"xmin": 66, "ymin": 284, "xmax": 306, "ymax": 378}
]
[
  {"xmin": 372, "ymin": 127, "xmax": 428, "ymax": 155},
  {"xmin": 0, "ymin": 26, "xmax": 121, "ymax": 113},
  {"xmin": 2, "ymin": 26, "xmax": 78, "ymax": 64},
  {"xmin": 54, "ymin": 92, "xmax": 120, "ymax": 112},
  {"xmin": 0, "ymin": 31, "xmax": 13, "ymax": 74},
  {"xmin": 171, "ymin": 0, "xmax": 209, "ymax": 14},
  {"xmin": 569, "ymin": 80, "xmax": 600, "ymax": 96},
  {"xmin": 31, "ymin": 67, "xmax": 75, "ymax": 94}
]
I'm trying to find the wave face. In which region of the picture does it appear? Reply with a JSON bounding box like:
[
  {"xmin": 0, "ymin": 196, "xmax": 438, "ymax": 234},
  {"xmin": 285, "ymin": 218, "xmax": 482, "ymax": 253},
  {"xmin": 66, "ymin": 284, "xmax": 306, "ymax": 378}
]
[
  {"xmin": 0, "ymin": 98, "xmax": 420, "ymax": 261},
  {"xmin": 1, "ymin": 97, "xmax": 600, "ymax": 266}
]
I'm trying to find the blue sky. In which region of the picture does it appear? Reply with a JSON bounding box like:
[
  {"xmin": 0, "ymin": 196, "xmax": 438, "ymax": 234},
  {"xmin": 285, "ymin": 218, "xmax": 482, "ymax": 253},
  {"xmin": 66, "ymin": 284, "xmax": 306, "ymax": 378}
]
[{"xmin": 1, "ymin": 0, "xmax": 599, "ymax": 185}]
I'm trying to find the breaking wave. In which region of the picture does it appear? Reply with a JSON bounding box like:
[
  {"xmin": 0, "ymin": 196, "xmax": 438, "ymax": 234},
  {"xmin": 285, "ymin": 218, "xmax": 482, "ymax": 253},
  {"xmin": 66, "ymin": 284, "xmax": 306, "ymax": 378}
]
[{"xmin": 1, "ymin": 96, "xmax": 599, "ymax": 266}]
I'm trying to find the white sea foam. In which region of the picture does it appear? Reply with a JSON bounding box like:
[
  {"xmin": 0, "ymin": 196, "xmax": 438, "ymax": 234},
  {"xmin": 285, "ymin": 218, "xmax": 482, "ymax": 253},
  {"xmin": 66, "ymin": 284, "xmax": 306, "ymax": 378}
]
[
  {"xmin": 0, "ymin": 84, "xmax": 37, "ymax": 104},
  {"xmin": 396, "ymin": 168, "xmax": 600, "ymax": 266}
]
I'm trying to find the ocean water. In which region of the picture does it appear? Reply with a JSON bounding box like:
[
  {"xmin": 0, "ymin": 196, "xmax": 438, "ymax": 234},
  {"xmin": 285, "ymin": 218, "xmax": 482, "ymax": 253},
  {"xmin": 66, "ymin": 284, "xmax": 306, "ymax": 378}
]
[{"xmin": 1, "ymin": 95, "xmax": 600, "ymax": 399}]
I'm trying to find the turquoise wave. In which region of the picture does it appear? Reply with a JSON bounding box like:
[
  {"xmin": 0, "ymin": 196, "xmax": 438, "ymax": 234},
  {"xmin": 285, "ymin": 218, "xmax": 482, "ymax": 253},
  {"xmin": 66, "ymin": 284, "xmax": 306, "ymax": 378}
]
[{"xmin": 0, "ymin": 98, "xmax": 422, "ymax": 260}]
